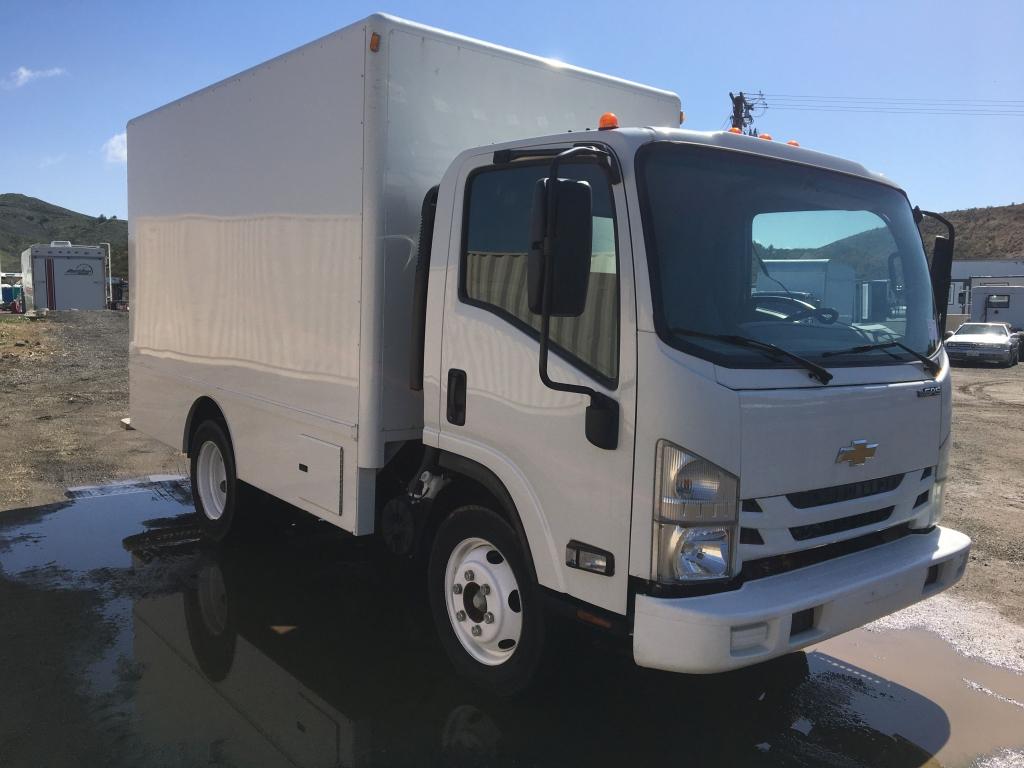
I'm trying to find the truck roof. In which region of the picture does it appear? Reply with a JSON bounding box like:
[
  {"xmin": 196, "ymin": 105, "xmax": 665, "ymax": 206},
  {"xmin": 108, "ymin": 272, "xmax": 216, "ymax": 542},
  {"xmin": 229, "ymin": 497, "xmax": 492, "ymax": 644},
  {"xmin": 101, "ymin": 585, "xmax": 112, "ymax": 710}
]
[{"xmin": 463, "ymin": 126, "xmax": 900, "ymax": 192}]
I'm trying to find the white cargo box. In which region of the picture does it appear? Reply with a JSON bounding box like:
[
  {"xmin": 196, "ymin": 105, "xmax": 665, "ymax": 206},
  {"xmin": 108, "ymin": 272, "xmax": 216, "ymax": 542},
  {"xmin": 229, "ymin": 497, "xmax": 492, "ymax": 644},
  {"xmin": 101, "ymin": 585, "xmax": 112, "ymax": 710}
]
[
  {"xmin": 128, "ymin": 13, "xmax": 680, "ymax": 532},
  {"xmin": 20, "ymin": 243, "xmax": 106, "ymax": 311}
]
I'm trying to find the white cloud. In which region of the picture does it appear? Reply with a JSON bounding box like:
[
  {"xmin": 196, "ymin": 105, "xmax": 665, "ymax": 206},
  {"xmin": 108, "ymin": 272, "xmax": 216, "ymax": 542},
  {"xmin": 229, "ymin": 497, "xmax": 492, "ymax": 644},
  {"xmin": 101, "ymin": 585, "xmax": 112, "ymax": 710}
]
[
  {"xmin": 3, "ymin": 65, "xmax": 65, "ymax": 89},
  {"xmin": 102, "ymin": 132, "xmax": 127, "ymax": 164},
  {"xmin": 38, "ymin": 154, "xmax": 66, "ymax": 169}
]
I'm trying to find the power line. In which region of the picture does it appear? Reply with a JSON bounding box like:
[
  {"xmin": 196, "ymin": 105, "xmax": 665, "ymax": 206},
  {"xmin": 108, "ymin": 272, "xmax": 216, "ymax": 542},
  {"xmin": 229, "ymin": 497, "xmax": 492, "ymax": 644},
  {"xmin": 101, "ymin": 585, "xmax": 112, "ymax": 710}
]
[
  {"xmin": 737, "ymin": 91, "xmax": 1024, "ymax": 117},
  {"xmin": 757, "ymin": 93, "xmax": 1024, "ymax": 106},
  {"xmin": 767, "ymin": 105, "xmax": 1024, "ymax": 116}
]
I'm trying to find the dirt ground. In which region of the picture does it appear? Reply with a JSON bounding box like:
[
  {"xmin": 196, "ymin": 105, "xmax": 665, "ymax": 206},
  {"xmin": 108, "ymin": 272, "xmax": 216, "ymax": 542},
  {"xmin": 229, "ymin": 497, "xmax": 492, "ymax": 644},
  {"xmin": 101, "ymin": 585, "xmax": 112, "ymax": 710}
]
[
  {"xmin": 0, "ymin": 312, "xmax": 183, "ymax": 510},
  {"xmin": 1, "ymin": 311, "xmax": 1022, "ymax": 624}
]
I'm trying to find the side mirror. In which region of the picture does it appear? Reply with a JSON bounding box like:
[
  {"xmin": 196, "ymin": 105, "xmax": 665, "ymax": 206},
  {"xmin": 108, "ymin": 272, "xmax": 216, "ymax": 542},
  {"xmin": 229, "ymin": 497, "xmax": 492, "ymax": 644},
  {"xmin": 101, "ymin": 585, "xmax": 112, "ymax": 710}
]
[
  {"xmin": 929, "ymin": 235, "xmax": 954, "ymax": 315},
  {"xmin": 528, "ymin": 177, "xmax": 592, "ymax": 318},
  {"xmin": 943, "ymin": 330, "xmax": 954, "ymax": 340}
]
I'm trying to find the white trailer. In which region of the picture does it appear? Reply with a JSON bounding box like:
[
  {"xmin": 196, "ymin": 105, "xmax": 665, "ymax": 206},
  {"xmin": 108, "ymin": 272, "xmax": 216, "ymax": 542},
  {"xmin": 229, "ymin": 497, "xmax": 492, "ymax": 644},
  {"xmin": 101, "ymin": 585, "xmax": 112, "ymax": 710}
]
[
  {"xmin": 130, "ymin": 13, "xmax": 969, "ymax": 694},
  {"xmin": 20, "ymin": 242, "xmax": 107, "ymax": 311},
  {"xmin": 969, "ymin": 284, "xmax": 1024, "ymax": 329}
]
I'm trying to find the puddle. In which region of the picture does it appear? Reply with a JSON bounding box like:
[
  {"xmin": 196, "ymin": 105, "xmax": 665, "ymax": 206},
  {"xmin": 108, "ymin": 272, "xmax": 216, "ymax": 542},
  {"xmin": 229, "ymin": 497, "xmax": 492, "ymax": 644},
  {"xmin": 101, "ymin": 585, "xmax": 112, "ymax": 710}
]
[{"xmin": 1, "ymin": 480, "xmax": 1023, "ymax": 767}]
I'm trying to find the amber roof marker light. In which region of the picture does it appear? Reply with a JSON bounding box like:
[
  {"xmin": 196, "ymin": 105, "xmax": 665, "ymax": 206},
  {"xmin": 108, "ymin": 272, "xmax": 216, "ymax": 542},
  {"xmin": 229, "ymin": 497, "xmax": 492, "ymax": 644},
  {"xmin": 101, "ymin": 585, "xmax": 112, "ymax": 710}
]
[
  {"xmin": 727, "ymin": 127, "xmax": 742, "ymax": 134},
  {"xmin": 598, "ymin": 112, "xmax": 620, "ymax": 130},
  {"xmin": 787, "ymin": 140, "xmax": 801, "ymax": 147}
]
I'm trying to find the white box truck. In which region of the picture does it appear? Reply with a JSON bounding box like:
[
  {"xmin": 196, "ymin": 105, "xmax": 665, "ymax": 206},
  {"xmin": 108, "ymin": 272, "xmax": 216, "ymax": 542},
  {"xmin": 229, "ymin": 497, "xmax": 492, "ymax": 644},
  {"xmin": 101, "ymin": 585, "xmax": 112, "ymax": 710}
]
[
  {"xmin": 20, "ymin": 242, "xmax": 107, "ymax": 311},
  {"xmin": 129, "ymin": 13, "xmax": 970, "ymax": 693}
]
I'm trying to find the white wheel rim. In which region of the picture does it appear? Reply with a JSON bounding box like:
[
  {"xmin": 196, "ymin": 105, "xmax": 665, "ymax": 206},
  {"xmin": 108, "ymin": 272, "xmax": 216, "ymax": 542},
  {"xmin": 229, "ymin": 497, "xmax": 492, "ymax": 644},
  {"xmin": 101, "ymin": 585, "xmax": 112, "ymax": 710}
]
[
  {"xmin": 196, "ymin": 441, "xmax": 228, "ymax": 521},
  {"xmin": 444, "ymin": 537, "xmax": 523, "ymax": 666}
]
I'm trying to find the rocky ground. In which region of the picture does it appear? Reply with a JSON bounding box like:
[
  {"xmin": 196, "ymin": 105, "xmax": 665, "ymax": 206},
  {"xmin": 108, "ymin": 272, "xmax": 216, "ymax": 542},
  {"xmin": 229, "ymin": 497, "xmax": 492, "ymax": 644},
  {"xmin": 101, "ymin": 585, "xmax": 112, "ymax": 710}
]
[{"xmin": 0, "ymin": 312, "xmax": 183, "ymax": 510}]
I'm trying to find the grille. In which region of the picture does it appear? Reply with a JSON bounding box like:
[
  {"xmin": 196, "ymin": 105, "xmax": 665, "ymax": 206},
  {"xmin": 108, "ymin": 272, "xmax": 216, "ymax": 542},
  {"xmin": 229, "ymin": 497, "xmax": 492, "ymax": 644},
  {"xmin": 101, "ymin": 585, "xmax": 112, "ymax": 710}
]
[
  {"xmin": 789, "ymin": 506, "xmax": 894, "ymax": 541},
  {"xmin": 786, "ymin": 473, "xmax": 903, "ymax": 509},
  {"xmin": 741, "ymin": 524, "xmax": 913, "ymax": 582}
]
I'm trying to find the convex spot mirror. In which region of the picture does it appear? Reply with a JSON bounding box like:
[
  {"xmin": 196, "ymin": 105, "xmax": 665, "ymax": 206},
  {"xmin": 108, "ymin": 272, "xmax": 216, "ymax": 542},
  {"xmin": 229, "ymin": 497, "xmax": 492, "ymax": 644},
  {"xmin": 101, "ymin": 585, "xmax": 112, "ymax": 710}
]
[{"xmin": 528, "ymin": 177, "xmax": 592, "ymax": 318}]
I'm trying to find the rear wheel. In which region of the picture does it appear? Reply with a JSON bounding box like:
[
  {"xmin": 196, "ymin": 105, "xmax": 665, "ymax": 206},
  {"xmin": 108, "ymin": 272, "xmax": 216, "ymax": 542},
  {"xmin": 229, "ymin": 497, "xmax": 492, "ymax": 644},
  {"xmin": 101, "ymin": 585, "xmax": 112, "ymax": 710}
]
[
  {"xmin": 428, "ymin": 505, "xmax": 545, "ymax": 696},
  {"xmin": 190, "ymin": 420, "xmax": 238, "ymax": 541}
]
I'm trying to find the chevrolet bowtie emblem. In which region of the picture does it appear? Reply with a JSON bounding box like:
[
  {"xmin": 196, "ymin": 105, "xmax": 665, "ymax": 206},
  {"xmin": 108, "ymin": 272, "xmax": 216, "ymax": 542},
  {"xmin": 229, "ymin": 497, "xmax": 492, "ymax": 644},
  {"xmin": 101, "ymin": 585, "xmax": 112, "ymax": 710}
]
[{"xmin": 836, "ymin": 440, "xmax": 878, "ymax": 466}]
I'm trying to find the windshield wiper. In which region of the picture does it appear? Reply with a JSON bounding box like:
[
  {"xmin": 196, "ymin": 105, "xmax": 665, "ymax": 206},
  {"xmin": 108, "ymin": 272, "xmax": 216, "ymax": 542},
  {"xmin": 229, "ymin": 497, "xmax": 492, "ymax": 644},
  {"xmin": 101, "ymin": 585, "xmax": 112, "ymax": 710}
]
[
  {"xmin": 821, "ymin": 340, "xmax": 941, "ymax": 376},
  {"xmin": 669, "ymin": 327, "xmax": 833, "ymax": 385}
]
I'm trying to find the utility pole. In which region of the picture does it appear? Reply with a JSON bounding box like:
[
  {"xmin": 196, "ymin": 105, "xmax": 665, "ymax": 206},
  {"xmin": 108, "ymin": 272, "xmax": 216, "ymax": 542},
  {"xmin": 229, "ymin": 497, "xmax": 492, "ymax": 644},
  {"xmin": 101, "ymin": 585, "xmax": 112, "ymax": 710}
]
[
  {"xmin": 729, "ymin": 91, "xmax": 746, "ymax": 131},
  {"xmin": 728, "ymin": 91, "xmax": 765, "ymax": 135}
]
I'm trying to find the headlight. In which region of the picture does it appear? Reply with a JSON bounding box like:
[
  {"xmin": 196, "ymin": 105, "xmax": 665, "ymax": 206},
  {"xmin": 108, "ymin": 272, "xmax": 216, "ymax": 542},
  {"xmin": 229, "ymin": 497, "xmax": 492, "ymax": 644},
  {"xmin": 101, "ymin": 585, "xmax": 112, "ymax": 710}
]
[{"xmin": 653, "ymin": 441, "xmax": 739, "ymax": 583}]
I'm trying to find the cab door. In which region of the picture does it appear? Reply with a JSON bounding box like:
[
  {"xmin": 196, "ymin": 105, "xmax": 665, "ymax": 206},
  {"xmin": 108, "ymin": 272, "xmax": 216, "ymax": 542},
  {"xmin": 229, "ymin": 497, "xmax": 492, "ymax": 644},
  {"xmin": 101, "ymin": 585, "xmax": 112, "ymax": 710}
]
[{"xmin": 436, "ymin": 149, "xmax": 637, "ymax": 614}]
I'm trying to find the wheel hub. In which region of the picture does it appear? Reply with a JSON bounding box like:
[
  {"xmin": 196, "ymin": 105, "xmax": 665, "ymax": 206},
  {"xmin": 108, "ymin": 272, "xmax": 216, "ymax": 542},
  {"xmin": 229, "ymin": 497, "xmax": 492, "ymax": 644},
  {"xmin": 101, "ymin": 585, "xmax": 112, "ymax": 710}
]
[
  {"xmin": 196, "ymin": 441, "xmax": 228, "ymax": 521},
  {"xmin": 445, "ymin": 537, "xmax": 522, "ymax": 666}
]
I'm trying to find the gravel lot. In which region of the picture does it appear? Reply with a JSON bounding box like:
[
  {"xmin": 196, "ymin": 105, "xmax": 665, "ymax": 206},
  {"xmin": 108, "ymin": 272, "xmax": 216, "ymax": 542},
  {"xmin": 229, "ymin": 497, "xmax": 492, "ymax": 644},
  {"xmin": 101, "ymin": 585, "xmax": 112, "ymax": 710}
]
[
  {"xmin": 1, "ymin": 312, "xmax": 1022, "ymax": 623},
  {"xmin": 0, "ymin": 312, "xmax": 183, "ymax": 510}
]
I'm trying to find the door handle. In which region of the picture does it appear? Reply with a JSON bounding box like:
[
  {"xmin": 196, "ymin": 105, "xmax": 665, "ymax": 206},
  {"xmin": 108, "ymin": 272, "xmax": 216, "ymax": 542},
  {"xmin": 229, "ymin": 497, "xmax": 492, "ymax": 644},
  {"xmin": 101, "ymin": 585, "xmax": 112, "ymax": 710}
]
[{"xmin": 447, "ymin": 369, "xmax": 467, "ymax": 426}]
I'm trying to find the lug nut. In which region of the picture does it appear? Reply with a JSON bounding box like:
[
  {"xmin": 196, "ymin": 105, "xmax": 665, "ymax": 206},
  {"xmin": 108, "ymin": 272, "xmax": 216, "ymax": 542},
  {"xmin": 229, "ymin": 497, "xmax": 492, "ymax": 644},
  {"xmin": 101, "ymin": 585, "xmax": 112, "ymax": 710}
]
[
  {"xmin": 480, "ymin": 584, "xmax": 491, "ymax": 596},
  {"xmin": 471, "ymin": 625, "xmax": 482, "ymax": 637},
  {"xmin": 455, "ymin": 610, "xmax": 466, "ymax": 622},
  {"xmin": 452, "ymin": 583, "xmax": 463, "ymax": 595},
  {"xmin": 464, "ymin": 570, "xmax": 475, "ymax": 582},
  {"xmin": 484, "ymin": 612, "xmax": 494, "ymax": 624}
]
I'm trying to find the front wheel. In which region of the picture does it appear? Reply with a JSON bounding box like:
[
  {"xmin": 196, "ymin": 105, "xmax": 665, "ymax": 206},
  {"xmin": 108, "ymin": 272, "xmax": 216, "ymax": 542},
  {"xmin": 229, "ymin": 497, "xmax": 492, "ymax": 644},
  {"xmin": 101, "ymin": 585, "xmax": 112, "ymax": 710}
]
[
  {"xmin": 428, "ymin": 505, "xmax": 545, "ymax": 696},
  {"xmin": 189, "ymin": 420, "xmax": 239, "ymax": 541}
]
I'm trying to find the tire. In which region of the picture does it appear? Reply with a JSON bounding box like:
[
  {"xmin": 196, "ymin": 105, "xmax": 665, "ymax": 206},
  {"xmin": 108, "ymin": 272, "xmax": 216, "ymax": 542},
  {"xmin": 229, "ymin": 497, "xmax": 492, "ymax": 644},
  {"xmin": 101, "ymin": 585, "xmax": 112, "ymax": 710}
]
[
  {"xmin": 427, "ymin": 505, "xmax": 545, "ymax": 696},
  {"xmin": 183, "ymin": 561, "xmax": 236, "ymax": 681},
  {"xmin": 189, "ymin": 419, "xmax": 239, "ymax": 542}
]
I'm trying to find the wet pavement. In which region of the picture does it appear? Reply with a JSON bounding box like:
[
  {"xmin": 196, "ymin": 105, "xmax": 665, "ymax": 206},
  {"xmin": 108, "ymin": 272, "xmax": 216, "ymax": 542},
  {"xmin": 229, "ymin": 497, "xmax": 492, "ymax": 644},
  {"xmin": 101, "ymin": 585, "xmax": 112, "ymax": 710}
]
[{"xmin": 1, "ymin": 480, "xmax": 1022, "ymax": 767}]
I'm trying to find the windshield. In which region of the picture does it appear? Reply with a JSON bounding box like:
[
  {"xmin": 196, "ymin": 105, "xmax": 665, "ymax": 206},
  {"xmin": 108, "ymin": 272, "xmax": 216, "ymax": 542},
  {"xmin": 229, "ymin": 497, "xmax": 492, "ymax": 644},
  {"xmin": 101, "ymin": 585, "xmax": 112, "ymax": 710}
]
[
  {"xmin": 637, "ymin": 143, "xmax": 939, "ymax": 369},
  {"xmin": 956, "ymin": 324, "xmax": 1006, "ymax": 336}
]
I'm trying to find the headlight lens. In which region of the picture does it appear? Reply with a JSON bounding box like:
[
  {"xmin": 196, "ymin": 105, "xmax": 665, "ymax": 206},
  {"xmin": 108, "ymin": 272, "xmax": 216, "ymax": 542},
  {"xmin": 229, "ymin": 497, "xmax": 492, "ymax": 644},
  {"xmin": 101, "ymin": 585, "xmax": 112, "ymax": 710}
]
[{"xmin": 653, "ymin": 441, "xmax": 739, "ymax": 583}]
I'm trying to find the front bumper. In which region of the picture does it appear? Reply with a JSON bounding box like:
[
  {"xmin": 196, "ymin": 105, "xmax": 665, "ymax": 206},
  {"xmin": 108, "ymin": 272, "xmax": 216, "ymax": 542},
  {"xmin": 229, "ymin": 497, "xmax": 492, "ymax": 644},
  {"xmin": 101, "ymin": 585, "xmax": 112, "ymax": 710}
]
[
  {"xmin": 632, "ymin": 525, "xmax": 970, "ymax": 674},
  {"xmin": 947, "ymin": 348, "xmax": 1011, "ymax": 363}
]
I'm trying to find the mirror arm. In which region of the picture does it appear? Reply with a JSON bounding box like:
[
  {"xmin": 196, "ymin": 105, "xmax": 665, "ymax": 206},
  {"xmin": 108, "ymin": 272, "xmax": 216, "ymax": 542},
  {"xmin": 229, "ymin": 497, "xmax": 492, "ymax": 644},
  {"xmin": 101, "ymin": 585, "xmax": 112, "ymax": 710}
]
[{"xmin": 536, "ymin": 147, "xmax": 619, "ymax": 450}]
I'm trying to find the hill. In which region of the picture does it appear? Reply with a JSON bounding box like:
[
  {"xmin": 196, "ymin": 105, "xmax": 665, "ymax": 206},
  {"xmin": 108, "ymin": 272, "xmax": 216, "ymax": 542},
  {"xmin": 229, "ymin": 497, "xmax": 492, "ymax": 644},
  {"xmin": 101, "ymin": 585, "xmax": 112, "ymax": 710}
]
[
  {"xmin": 918, "ymin": 203, "xmax": 1024, "ymax": 261},
  {"xmin": 0, "ymin": 194, "xmax": 127, "ymax": 277}
]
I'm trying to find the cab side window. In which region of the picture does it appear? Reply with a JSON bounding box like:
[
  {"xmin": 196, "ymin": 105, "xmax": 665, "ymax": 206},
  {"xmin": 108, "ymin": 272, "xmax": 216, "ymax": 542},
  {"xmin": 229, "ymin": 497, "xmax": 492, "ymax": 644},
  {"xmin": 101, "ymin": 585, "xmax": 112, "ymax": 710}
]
[{"xmin": 461, "ymin": 162, "xmax": 619, "ymax": 385}]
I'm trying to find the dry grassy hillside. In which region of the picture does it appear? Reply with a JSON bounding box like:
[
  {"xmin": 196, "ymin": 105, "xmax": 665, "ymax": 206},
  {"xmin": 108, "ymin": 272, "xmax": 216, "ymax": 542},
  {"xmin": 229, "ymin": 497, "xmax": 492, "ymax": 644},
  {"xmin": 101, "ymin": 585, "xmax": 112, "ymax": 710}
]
[{"xmin": 0, "ymin": 194, "xmax": 127, "ymax": 276}]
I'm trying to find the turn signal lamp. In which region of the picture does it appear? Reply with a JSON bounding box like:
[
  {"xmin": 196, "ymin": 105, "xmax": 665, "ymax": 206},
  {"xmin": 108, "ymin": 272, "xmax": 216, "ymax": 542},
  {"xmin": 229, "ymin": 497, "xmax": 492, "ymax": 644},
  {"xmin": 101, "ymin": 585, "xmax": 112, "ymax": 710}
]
[
  {"xmin": 728, "ymin": 127, "xmax": 742, "ymax": 134},
  {"xmin": 787, "ymin": 140, "xmax": 800, "ymax": 147},
  {"xmin": 369, "ymin": 32, "xmax": 381, "ymax": 52},
  {"xmin": 759, "ymin": 133, "xmax": 773, "ymax": 141},
  {"xmin": 598, "ymin": 112, "xmax": 620, "ymax": 130}
]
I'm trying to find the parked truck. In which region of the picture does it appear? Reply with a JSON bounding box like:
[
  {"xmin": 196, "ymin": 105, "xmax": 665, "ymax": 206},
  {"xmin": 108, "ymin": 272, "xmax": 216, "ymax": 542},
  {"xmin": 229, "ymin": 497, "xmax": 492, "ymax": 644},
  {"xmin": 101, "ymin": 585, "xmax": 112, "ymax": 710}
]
[{"xmin": 128, "ymin": 13, "xmax": 970, "ymax": 694}]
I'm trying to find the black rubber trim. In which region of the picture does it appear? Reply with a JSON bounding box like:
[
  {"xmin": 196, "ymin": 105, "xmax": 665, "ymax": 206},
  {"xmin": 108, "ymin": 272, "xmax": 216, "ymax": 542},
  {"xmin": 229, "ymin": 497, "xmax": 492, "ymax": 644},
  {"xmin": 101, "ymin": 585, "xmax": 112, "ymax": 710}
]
[
  {"xmin": 632, "ymin": 522, "xmax": 918, "ymax": 599},
  {"xmin": 789, "ymin": 506, "xmax": 894, "ymax": 541},
  {"xmin": 409, "ymin": 185, "xmax": 439, "ymax": 391},
  {"xmin": 437, "ymin": 451, "xmax": 537, "ymax": 581},
  {"xmin": 540, "ymin": 587, "xmax": 632, "ymax": 637},
  {"xmin": 742, "ymin": 523, "xmax": 913, "ymax": 581},
  {"xmin": 786, "ymin": 473, "xmax": 903, "ymax": 509}
]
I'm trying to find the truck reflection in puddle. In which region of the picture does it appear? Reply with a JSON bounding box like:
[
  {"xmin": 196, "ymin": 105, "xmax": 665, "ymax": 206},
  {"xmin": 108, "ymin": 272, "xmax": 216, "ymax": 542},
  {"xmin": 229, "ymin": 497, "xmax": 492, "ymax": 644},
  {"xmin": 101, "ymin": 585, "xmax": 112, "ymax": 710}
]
[{"xmin": 120, "ymin": 486, "xmax": 944, "ymax": 767}]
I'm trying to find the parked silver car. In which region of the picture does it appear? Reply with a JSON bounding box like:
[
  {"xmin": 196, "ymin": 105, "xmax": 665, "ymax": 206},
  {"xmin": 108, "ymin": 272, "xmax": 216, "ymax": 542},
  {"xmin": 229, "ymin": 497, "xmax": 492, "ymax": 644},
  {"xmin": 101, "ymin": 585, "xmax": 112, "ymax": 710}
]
[{"xmin": 944, "ymin": 323, "xmax": 1019, "ymax": 367}]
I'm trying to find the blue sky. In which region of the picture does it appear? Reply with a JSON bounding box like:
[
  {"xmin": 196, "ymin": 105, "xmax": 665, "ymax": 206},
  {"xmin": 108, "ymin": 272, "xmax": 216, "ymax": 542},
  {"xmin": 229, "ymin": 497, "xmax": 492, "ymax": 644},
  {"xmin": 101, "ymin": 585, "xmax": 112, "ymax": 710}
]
[{"xmin": 1, "ymin": 0, "xmax": 1020, "ymax": 219}]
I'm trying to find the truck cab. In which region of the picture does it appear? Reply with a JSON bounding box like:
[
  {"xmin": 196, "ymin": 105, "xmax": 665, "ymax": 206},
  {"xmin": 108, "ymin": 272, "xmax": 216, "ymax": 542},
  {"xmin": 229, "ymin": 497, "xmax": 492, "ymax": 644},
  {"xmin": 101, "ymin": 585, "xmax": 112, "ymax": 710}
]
[{"xmin": 414, "ymin": 125, "xmax": 969, "ymax": 686}]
